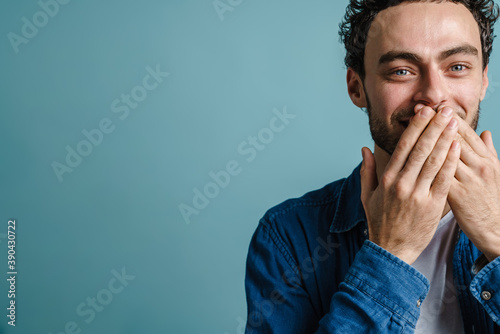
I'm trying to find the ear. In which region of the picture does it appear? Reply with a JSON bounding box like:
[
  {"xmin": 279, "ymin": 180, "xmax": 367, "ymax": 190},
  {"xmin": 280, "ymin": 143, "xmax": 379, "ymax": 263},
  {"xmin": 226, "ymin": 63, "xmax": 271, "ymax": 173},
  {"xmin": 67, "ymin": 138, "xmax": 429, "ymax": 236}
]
[
  {"xmin": 480, "ymin": 64, "xmax": 489, "ymax": 101},
  {"xmin": 347, "ymin": 67, "xmax": 367, "ymax": 108}
]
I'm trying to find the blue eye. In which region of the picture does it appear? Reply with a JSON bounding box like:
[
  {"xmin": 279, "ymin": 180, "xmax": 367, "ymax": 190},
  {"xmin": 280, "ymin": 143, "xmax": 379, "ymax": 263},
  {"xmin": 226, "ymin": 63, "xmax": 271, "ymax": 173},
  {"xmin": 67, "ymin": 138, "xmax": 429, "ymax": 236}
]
[
  {"xmin": 451, "ymin": 65, "xmax": 466, "ymax": 71},
  {"xmin": 395, "ymin": 69, "xmax": 409, "ymax": 76}
]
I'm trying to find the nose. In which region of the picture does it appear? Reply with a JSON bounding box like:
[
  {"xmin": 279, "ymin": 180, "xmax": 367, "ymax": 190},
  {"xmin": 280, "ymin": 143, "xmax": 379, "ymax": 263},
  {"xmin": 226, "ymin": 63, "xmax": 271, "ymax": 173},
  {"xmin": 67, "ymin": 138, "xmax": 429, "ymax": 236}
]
[{"xmin": 413, "ymin": 69, "xmax": 448, "ymax": 110}]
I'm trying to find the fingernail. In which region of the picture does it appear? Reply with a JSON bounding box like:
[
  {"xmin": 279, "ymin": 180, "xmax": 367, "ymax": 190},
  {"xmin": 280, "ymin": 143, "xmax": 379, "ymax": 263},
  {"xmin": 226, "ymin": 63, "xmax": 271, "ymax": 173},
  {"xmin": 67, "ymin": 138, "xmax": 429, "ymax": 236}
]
[
  {"xmin": 442, "ymin": 107, "xmax": 453, "ymax": 117},
  {"xmin": 448, "ymin": 118, "xmax": 458, "ymax": 129},
  {"xmin": 415, "ymin": 104, "xmax": 425, "ymax": 112},
  {"xmin": 420, "ymin": 107, "xmax": 431, "ymax": 117}
]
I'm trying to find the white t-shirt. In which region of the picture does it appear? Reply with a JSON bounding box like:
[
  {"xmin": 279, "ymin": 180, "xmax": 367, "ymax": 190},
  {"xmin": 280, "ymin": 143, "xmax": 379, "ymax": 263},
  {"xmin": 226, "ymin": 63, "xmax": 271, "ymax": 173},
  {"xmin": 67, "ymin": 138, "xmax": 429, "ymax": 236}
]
[{"xmin": 412, "ymin": 211, "xmax": 465, "ymax": 334}]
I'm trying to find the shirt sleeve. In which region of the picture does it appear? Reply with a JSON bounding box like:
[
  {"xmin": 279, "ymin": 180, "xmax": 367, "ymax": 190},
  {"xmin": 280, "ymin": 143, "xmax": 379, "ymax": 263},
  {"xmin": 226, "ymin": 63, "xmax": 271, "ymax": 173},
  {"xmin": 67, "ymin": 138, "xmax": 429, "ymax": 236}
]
[
  {"xmin": 245, "ymin": 222, "xmax": 430, "ymax": 334},
  {"xmin": 470, "ymin": 255, "xmax": 500, "ymax": 325}
]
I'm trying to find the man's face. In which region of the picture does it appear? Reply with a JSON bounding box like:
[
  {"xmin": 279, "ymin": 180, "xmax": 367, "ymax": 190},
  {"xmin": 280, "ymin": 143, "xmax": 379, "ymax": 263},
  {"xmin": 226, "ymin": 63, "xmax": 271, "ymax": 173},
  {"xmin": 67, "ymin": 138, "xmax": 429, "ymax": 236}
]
[{"xmin": 358, "ymin": 1, "xmax": 489, "ymax": 155}]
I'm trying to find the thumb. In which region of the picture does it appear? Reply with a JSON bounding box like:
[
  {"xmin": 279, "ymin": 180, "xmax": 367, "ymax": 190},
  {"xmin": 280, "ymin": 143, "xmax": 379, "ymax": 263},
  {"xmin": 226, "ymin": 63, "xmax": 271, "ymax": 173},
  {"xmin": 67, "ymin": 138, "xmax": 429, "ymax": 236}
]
[
  {"xmin": 360, "ymin": 147, "xmax": 377, "ymax": 202},
  {"xmin": 480, "ymin": 131, "xmax": 498, "ymax": 158}
]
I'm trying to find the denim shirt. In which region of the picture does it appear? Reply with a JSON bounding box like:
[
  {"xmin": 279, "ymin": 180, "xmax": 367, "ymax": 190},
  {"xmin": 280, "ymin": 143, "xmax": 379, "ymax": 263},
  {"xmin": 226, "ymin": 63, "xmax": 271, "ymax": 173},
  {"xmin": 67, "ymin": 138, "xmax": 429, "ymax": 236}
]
[{"xmin": 245, "ymin": 164, "xmax": 500, "ymax": 333}]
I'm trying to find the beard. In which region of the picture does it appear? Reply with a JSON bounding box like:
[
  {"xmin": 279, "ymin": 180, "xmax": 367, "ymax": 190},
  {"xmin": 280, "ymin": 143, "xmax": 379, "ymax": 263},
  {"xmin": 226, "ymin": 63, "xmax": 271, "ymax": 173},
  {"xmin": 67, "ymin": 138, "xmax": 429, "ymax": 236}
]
[{"xmin": 365, "ymin": 95, "xmax": 481, "ymax": 155}]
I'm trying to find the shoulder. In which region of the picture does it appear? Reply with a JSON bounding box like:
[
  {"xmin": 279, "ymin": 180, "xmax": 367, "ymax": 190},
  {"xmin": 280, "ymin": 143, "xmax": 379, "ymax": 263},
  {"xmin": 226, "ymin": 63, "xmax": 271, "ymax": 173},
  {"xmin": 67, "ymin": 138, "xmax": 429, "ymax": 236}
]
[
  {"xmin": 260, "ymin": 164, "xmax": 363, "ymax": 230},
  {"xmin": 252, "ymin": 178, "xmax": 348, "ymax": 266},
  {"xmin": 249, "ymin": 163, "xmax": 363, "ymax": 262},
  {"xmin": 260, "ymin": 178, "xmax": 346, "ymax": 229}
]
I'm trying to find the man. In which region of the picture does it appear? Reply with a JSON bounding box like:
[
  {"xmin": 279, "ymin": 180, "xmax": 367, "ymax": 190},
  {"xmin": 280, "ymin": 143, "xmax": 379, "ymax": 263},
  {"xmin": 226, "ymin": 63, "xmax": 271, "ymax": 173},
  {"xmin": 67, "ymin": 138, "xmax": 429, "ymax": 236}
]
[{"xmin": 245, "ymin": 0, "xmax": 500, "ymax": 333}]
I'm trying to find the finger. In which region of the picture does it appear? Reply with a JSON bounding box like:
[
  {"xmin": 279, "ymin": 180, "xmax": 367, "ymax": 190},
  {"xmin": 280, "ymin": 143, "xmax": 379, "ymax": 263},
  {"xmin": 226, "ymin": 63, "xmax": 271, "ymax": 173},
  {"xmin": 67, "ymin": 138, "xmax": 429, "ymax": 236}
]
[
  {"xmin": 416, "ymin": 117, "xmax": 459, "ymax": 192},
  {"xmin": 401, "ymin": 107, "xmax": 455, "ymax": 184},
  {"xmin": 386, "ymin": 106, "xmax": 435, "ymax": 175},
  {"xmin": 455, "ymin": 115, "xmax": 490, "ymax": 158},
  {"xmin": 449, "ymin": 169, "xmax": 465, "ymax": 203},
  {"xmin": 455, "ymin": 158, "xmax": 471, "ymax": 183},
  {"xmin": 480, "ymin": 131, "xmax": 498, "ymax": 158},
  {"xmin": 430, "ymin": 140, "xmax": 461, "ymax": 198},
  {"xmin": 454, "ymin": 132, "xmax": 480, "ymax": 167},
  {"xmin": 360, "ymin": 147, "xmax": 377, "ymax": 203}
]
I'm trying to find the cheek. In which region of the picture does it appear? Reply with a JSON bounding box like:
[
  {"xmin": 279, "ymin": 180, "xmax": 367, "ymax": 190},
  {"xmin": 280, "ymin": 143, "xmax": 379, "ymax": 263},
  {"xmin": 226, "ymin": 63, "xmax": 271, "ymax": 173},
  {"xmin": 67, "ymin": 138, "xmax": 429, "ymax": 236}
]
[
  {"xmin": 368, "ymin": 83, "xmax": 413, "ymax": 118},
  {"xmin": 450, "ymin": 81, "xmax": 483, "ymax": 109}
]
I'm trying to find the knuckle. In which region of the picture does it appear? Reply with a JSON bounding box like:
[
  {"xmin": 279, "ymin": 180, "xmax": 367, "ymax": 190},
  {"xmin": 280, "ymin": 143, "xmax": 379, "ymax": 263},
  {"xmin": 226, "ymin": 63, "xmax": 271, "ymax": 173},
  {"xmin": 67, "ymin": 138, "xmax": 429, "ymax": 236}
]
[
  {"xmin": 429, "ymin": 119, "xmax": 446, "ymax": 130},
  {"xmin": 435, "ymin": 115, "xmax": 451, "ymax": 128},
  {"xmin": 396, "ymin": 137, "xmax": 412, "ymax": 151},
  {"xmin": 478, "ymin": 164, "xmax": 493, "ymax": 178},
  {"xmin": 413, "ymin": 193, "xmax": 427, "ymax": 206},
  {"xmin": 393, "ymin": 180, "xmax": 409, "ymax": 197},
  {"xmin": 408, "ymin": 145, "xmax": 428, "ymax": 163},
  {"xmin": 380, "ymin": 173, "xmax": 393, "ymax": 188},
  {"xmin": 425, "ymin": 154, "xmax": 440, "ymax": 168}
]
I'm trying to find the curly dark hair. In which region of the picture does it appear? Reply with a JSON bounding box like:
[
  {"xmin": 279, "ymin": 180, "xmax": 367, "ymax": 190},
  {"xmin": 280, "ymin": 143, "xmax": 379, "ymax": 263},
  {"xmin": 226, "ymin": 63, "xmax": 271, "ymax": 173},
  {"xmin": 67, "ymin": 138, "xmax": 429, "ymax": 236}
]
[{"xmin": 339, "ymin": 0, "xmax": 500, "ymax": 78}]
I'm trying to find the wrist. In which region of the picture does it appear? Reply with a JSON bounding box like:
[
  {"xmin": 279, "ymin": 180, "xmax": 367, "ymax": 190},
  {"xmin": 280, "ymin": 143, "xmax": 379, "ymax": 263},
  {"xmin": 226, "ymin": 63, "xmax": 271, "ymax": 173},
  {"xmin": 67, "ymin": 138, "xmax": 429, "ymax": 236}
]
[{"xmin": 369, "ymin": 239, "xmax": 421, "ymax": 265}]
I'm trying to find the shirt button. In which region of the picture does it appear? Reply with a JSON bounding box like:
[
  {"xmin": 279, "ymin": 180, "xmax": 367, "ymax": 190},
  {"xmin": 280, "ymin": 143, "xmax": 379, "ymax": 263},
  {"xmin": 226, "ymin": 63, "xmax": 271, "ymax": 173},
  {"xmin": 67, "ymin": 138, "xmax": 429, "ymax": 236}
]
[
  {"xmin": 363, "ymin": 229, "xmax": 368, "ymax": 236},
  {"xmin": 481, "ymin": 291, "xmax": 492, "ymax": 301},
  {"xmin": 416, "ymin": 299, "xmax": 421, "ymax": 307}
]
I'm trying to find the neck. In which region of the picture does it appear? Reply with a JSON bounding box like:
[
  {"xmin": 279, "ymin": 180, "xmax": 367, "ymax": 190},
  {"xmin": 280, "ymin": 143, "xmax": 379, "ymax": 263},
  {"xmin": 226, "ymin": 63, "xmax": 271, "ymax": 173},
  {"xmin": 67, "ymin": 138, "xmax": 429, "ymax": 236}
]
[{"xmin": 373, "ymin": 145, "xmax": 451, "ymax": 218}]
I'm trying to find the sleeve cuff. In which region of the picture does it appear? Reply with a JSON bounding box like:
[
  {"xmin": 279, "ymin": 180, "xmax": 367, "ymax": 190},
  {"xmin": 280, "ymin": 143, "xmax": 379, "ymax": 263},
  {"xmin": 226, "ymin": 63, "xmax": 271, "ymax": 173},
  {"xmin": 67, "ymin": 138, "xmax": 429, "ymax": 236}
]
[
  {"xmin": 470, "ymin": 255, "xmax": 500, "ymax": 325},
  {"xmin": 343, "ymin": 240, "xmax": 430, "ymax": 326}
]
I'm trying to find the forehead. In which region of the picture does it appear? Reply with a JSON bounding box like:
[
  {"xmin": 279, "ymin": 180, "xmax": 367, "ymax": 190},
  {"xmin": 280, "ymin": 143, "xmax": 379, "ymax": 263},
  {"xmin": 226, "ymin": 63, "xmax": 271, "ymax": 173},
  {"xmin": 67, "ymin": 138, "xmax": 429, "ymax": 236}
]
[{"xmin": 365, "ymin": 1, "xmax": 482, "ymax": 62}]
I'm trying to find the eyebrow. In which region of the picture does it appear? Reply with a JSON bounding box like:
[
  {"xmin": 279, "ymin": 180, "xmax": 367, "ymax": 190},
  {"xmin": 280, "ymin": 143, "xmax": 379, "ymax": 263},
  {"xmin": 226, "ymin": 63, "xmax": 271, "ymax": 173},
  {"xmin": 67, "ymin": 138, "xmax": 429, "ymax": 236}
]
[
  {"xmin": 439, "ymin": 45, "xmax": 478, "ymax": 60},
  {"xmin": 378, "ymin": 44, "xmax": 479, "ymax": 65},
  {"xmin": 379, "ymin": 52, "xmax": 422, "ymax": 65}
]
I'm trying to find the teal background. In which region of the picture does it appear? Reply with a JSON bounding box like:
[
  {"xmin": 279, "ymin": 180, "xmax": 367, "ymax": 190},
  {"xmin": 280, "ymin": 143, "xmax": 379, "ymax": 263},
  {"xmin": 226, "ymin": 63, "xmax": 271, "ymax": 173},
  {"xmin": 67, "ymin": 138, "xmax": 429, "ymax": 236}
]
[{"xmin": 0, "ymin": 1, "xmax": 499, "ymax": 333}]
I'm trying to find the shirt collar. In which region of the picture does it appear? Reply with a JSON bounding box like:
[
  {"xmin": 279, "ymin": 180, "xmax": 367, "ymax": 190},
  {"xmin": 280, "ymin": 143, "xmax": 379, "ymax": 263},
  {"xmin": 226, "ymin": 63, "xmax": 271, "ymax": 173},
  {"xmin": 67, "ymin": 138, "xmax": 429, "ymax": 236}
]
[{"xmin": 329, "ymin": 163, "xmax": 367, "ymax": 233}]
